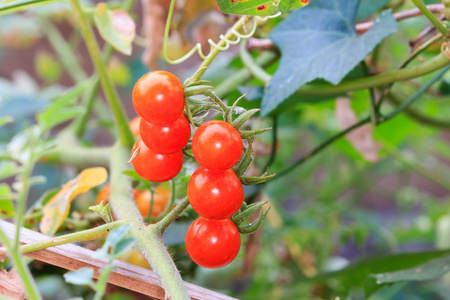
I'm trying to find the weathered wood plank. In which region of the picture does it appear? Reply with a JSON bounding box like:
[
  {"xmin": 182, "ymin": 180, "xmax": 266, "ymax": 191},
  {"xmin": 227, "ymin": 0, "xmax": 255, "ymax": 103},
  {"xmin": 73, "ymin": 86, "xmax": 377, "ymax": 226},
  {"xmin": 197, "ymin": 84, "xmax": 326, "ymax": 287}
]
[{"xmin": 0, "ymin": 220, "xmax": 238, "ymax": 300}]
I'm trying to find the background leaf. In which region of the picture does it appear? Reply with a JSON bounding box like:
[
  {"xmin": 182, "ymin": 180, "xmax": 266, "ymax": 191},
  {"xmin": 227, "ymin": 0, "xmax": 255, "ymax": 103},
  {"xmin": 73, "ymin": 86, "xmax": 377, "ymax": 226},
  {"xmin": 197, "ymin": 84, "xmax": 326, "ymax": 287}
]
[
  {"xmin": 39, "ymin": 167, "xmax": 108, "ymax": 235},
  {"xmin": 373, "ymin": 256, "xmax": 450, "ymax": 284},
  {"xmin": 261, "ymin": 0, "xmax": 398, "ymax": 116},
  {"xmin": 94, "ymin": 4, "xmax": 136, "ymax": 56},
  {"xmin": 63, "ymin": 268, "xmax": 94, "ymax": 286},
  {"xmin": 215, "ymin": 0, "xmax": 309, "ymax": 16}
]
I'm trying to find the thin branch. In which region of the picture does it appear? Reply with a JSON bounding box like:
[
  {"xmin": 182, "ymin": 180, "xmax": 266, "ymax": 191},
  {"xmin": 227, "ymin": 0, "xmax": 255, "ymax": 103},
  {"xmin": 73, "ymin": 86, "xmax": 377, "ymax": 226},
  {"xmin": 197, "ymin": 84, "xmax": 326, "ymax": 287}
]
[{"xmin": 410, "ymin": 0, "xmax": 448, "ymax": 36}]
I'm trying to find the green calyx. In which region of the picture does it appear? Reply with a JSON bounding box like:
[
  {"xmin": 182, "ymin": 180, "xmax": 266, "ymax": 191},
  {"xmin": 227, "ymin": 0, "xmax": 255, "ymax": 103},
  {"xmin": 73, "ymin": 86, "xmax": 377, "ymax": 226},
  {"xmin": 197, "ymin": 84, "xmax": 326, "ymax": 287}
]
[{"xmin": 232, "ymin": 201, "xmax": 270, "ymax": 234}]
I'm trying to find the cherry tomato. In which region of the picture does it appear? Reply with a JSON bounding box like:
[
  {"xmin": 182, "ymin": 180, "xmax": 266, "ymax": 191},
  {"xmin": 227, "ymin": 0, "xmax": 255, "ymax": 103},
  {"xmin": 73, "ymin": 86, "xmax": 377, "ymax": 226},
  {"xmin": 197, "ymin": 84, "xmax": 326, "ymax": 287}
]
[
  {"xmin": 96, "ymin": 184, "xmax": 171, "ymax": 218},
  {"xmin": 129, "ymin": 116, "xmax": 141, "ymax": 137},
  {"xmin": 188, "ymin": 167, "xmax": 244, "ymax": 219},
  {"xmin": 185, "ymin": 217, "xmax": 240, "ymax": 269},
  {"xmin": 135, "ymin": 185, "xmax": 172, "ymax": 217},
  {"xmin": 132, "ymin": 139, "xmax": 183, "ymax": 182},
  {"xmin": 139, "ymin": 114, "xmax": 191, "ymax": 154},
  {"xmin": 192, "ymin": 120, "xmax": 243, "ymax": 170},
  {"xmin": 132, "ymin": 71, "xmax": 185, "ymax": 125}
]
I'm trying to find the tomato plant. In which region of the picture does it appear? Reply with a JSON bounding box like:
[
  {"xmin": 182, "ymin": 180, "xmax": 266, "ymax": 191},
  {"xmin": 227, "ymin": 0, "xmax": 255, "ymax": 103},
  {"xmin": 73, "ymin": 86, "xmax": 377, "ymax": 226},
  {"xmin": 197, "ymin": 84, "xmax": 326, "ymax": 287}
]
[{"xmin": 185, "ymin": 217, "xmax": 241, "ymax": 269}]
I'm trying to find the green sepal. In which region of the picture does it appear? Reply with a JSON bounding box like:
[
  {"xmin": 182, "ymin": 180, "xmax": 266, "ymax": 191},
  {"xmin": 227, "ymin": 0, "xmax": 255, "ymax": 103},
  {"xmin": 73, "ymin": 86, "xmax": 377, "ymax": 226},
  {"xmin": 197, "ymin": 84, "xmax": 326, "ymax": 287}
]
[
  {"xmin": 232, "ymin": 109, "xmax": 260, "ymax": 129},
  {"xmin": 232, "ymin": 201, "xmax": 267, "ymax": 225},
  {"xmin": 237, "ymin": 206, "xmax": 270, "ymax": 235},
  {"xmin": 240, "ymin": 127, "xmax": 271, "ymax": 139},
  {"xmin": 191, "ymin": 104, "xmax": 222, "ymax": 115},
  {"xmin": 239, "ymin": 172, "xmax": 276, "ymax": 186},
  {"xmin": 89, "ymin": 202, "xmax": 113, "ymax": 223},
  {"xmin": 183, "ymin": 85, "xmax": 213, "ymax": 97},
  {"xmin": 193, "ymin": 113, "xmax": 209, "ymax": 127},
  {"xmin": 227, "ymin": 94, "xmax": 247, "ymax": 122},
  {"xmin": 186, "ymin": 96, "xmax": 214, "ymax": 106},
  {"xmin": 187, "ymin": 80, "xmax": 212, "ymax": 87},
  {"xmin": 232, "ymin": 140, "xmax": 253, "ymax": 176}
]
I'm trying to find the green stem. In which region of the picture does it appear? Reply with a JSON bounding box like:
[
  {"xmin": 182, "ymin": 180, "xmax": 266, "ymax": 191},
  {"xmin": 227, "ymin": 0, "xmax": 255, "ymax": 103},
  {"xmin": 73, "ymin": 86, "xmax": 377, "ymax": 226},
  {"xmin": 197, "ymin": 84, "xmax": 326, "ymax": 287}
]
[
  {"xmin": 387, "ymin": 92, "xmax": 450, "ymax": 128},
  {"xmin": 195, "ymin": 16, "xmax": 250, "ymax": 80},
  {"xmin": 274, "ymin": 63, "xmax": 450, "ymax": 181},
  {"xmin": 156, "ymin": 197, "xmax": 190, "ymax": 233},
  {"xmin": 297, "ymin": 53, "xmax": 450, "ymax": 95},
  {"xmin": 0, "ymin": 229, "xmax": 42, "ymax": 300},
  {"xmin": 109, "ymin": 143, "xmax": 190, "ymax": 300},
  {"xmin": 361, "ymin": 61, "xmax": 379, "ymax": 125},
  {"xmin": 71, "ymin": 0, "xmax": 136, "ymax": 138},
  {"xmin": 411, "ymin": 0, "xmax": 449, "ymax": 36},
  {"xmin": 147, "ymin": 180, "xmax": 177, "ymax": 223},
  {"xmin": 42, "ymin": 144, "xmax": 111, "ymax": 169},
  {"xmin": 40, "ymin": 17, "xmax": 87, "ymax": 83},
  {"xmin": 214, "ymin": 51, "xmax": 277, "ymax": 98},
  {"xmin": 70, "ymin": 0, "xmax": 134, "ymax": 148},
  {"xmin": 240, "ymin": 40, "xmax": 272, "ymax": 83},
  {"xmin": 0, "ymin": 0, "xmax": 53, "ymax": 13},
  {"xmin": 263, "ymin": 116, "xmax": 278, "ymax": 170},
  {"xmin": 20, "ymin": 220, "xmax": 128, "ymax": 254}
]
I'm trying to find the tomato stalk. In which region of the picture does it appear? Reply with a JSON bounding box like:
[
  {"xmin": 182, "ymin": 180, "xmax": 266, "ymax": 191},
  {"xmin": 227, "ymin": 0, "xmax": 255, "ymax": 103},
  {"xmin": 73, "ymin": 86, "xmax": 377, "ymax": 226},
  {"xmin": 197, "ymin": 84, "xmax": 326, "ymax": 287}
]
[{"xmin": 69, "ymin": 0, "xmax": 135, "ymax": 148}]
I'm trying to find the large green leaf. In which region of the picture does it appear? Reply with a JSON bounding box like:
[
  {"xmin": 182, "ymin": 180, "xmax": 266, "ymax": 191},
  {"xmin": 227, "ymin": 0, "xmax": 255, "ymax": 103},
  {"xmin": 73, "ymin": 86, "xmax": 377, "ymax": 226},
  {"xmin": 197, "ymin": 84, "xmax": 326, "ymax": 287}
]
[
  {"xmin": 356, "ymin": 0, "xmax": 390, "ymax": 20},
  {"xmin": 215, "ymin": 0, "xmax": 309, "ymax": 16},
  {"xmin": 261, "ymin": 0, "xmax": 398, "ymax": 116},
  {"xmin": 94, "ymin": 3, "xmax": 136, "ymax": 56},
  {"xmin": 373, "ymin": 256, "xmax": 450, "ymax": 284}
]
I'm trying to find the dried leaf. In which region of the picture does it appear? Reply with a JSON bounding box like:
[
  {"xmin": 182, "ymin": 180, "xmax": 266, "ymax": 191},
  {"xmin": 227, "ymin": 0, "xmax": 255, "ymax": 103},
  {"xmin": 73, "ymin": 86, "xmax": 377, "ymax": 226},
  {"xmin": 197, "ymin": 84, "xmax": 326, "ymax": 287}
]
[
  {"xmin": 40, "ymin": 167, "xmax": 108, "ymax": 236},
  {"xmin": 0, "ymin": 269, "xmax": 26, "ymax": 300},
  {"xmin": 140, "ymin": 0, "xmax": 171, "ymax": 69},
  {"xmin": 335, "ymin": 97, "xmax": 380, "ymax": 162}
]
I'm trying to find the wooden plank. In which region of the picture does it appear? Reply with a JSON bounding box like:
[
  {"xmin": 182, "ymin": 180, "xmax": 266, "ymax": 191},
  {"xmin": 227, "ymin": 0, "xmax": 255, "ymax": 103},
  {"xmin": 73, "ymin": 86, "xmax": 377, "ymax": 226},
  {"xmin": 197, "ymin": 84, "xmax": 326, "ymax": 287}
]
[{"xmin": 0, "ymin": 220, "xmax": 238, "ymax": 300}]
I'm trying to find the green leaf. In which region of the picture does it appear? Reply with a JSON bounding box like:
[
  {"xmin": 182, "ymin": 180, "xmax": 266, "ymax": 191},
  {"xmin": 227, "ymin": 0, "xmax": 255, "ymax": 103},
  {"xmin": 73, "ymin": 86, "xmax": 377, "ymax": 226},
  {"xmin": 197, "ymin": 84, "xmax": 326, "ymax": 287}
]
[
  {"xmin": 64, "ymin": 268, "xmax": 94, "ymax": 286},
  {"xmin": 94, "ymin": 224, "xmax": 133, "ymax": 259},
  {"xmin": 0, "ymin": 161, "xmax": 19, "ymax": 181},
  {"xmin": 215, "ymin": 0, "xmax": 309, "ymax": 16},
  {"xmin": 356, "ymin": 0, "xmax": 390, "ymax": 21},
  {"xmin": 0, "ymin": 116, "xmax": 13, "ymax": 128},
  {"xmin": 35, "ymin": 51, "xmax": 62, "ymax": 83},
  {"xmin": 373, "ymin": 256, "xmax": 450, "ymax": 284},
  {"xmin": 37, "ymin": 81, "xmax": 89, "ymax": 132},
  {"xmin": 261, "ymin": 1, "xmax": 398, "ymax": 116},
  {"xmin": 0, "ymin": 184, "xmax": 14, "ymax": 218},
  {"xmin": 112, "ymin": 237, "xmax": 135, "ymax": 257},
  {"xmin": 94, "ymin": 3, "xmax": 136, "ymax": 56}
]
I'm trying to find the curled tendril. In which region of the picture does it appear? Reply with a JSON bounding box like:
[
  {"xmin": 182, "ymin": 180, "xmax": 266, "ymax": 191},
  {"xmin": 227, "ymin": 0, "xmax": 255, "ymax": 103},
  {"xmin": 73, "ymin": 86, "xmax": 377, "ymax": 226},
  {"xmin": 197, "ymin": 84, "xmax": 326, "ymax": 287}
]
[{"xmin": 163, "ymin": 0, "xmax": 281, "ymax": 65}]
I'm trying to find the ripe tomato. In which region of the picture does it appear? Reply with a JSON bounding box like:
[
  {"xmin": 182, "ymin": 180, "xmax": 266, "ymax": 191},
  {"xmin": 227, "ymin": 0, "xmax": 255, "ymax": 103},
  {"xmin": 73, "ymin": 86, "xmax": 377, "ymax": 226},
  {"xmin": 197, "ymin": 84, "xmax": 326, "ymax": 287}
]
[
  {"xmin": 96, "ymin": 184, "xmax": 171, "ymax": 218},
  {"xmin": 185, "ymin": 217, "xmax": 240, "ymax": 269},
  {"xmin": 139, "ymin": 114, "xmax": 191, "ymax": 154},
  {"xmin": 192, "ymin": 120, "xmax": 243, "ymax": 170},
  {"xmin": 188, "ymin": 167, "xmax": 244, "ymax": 219},
  {"xmin": 132, "ymin": 71, "xmax": 185, "ymax": 125},
  {"xmin": 132, "ymin": 139, "xmax": 184, "ymax": 182},
  {"xmin": 129, "ymin": 116, "xmax": 141, "ymax": 137},
  {"xmin": 135, "ymin": 185, "xmax": 172, "ymax": 217}
]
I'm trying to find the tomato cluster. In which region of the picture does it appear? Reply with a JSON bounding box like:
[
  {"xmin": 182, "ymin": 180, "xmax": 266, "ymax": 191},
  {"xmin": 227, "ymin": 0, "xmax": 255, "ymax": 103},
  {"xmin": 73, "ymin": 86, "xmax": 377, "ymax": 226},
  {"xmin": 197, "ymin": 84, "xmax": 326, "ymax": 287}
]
[
  {"xmin": 131, "ymin": 71, "xmax": 190, "ymax": 182},
  {"xmin": 186, "ymin": 120, "xmax": 244, "ymax": 269}
]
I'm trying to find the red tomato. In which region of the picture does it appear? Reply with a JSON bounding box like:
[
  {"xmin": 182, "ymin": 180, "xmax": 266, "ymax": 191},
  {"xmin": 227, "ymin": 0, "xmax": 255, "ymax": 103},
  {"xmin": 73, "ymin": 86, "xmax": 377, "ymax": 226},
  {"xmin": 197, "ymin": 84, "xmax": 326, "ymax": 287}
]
[
  {"xmin": 185, "ymin": 217, "xmax": 240, "ymax": 269},
  {"xmin": 139, "ymin": 114, "xmax": 191, "ymax": 154},
  {"xmin": 132, "ymin": 71, "xmax": 185, "ymax": 125},
  {"xmin": 188, "ymin": 167, "xmax": 244, "ymax": 219},
  {"xmin": 131, "ymin": 139, "xmax": 183, "ymax": 182},
  {"xmin": 192, "ymin": 120, "xmax": 243, "ymax": 170}
]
